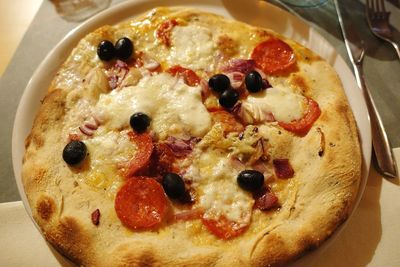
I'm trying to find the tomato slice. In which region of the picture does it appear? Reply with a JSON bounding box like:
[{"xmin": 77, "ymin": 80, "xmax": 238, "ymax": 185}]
[
  {"xmin": 115, "ymin": 177, "xmax": 168, "ymax": 229},
  {"xmin": 251, "ymin": 38, "xmax": 296, "ymax": 74},
  {"xmin": 125, "ymin": 132, "xmax": 154, "ymax": 178},
  {"xmin": 167, "ymin": 65, "xmax": 201, "ymax": 87},
  {"xmin": 211, "ymin": 110, "xmax": 244, "ymax": 133},
  {"xmin": 202, "ymin": 216, "xmax": 248, "ymax": 239},
  {"xmin": 278, "ymin": 98, "xmax": 321, "ymax": 136},
  {"xmin": 156, "ymin": 19, "xmax": 178, "ymax": 47}
]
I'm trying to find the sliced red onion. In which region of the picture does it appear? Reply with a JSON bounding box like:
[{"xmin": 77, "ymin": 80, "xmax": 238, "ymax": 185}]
[
  {"xmin": 221, "ymin": 59, "xmax": 255, "ymax": 74},
  {"xmin": 226, "ymin": 72, "xmax": 244, "ymax": 89},
  {"xmin": 84, "ymin": 117, "xmax": 98, "ymax": 130},
  {"xmin": 200, "ymin": 79, "xmax": 211, "ymax": 100},
  {"xmin": 143, "ymin": 58, "xmax": 160, "ymax": 71},
  {"xmin": 115, "ymin": 59, "xmax": 128, "ymax": 69},
  {"xmin": 79, "ymin": 125, "xmax": 94, "ymax": 136},
  {"xmin": 165, "ymin": 136, "xmax": 200, "ymax": 157},
  {"xmin": 174, "ymin": 208, "xmax": 203, "ymax": 221}
]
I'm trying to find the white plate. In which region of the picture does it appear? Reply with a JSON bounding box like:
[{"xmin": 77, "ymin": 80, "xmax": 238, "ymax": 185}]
[{"xmin": 12, "ymin": 0, "xmax": 371, "ymax": 265}]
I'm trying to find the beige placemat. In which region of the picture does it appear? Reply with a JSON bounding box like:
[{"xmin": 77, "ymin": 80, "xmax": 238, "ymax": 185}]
[{"xmin": 1, "ymin": 149, "xmax": 399, "ymax": 266}]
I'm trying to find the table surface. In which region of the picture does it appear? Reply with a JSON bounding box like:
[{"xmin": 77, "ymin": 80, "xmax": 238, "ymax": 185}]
[{"xmin": 0, "ymin": 0, "xmax": 399, "ymax": 266}]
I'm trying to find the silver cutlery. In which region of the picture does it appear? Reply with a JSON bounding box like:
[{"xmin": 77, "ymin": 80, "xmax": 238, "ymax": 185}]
[
  {"xmin": 335, "ymin": 0, "xmax": 398, "ymax": 178},
  {"xmin": 366, "ymin": 0, "xmax": 400, "ymax": 60}
]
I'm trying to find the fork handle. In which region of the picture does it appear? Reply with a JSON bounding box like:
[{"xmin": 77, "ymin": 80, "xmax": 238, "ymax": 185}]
[{"xmin": 355, "ymin": 63, "xmax": 398, "ymax": 177}]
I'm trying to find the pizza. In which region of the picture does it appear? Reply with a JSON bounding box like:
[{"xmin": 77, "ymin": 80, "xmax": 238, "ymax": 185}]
[{"xmin": 22, "ymin": 7, "xmax": 361, "ymax": 266}]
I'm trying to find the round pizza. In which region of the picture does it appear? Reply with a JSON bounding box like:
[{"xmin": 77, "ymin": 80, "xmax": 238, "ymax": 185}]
[{"xmin": 22, "ymin": 7, "xmax": 361, "ymax": 266}]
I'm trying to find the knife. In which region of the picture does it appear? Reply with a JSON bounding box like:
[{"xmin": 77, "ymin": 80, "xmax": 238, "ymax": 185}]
[{"xmin": 334, "ymin": 0, "xmax": 398, "ymax": 178}]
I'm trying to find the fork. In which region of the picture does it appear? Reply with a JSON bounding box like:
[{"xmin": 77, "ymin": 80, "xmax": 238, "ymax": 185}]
[{"xmin": 366, "ymin": 0, "xmax": 400, "ymax": 60}]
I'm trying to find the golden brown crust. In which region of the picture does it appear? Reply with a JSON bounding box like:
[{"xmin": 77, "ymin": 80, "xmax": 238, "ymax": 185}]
[{"xmin": 22, "ymin": 7, "xmax": 361, "ymax": 266}]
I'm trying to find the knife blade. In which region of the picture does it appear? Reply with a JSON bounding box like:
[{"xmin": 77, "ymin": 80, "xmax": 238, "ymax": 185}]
[{"xmin": 334, "ymin": 0, "xmax": 398, "ymax": 178}]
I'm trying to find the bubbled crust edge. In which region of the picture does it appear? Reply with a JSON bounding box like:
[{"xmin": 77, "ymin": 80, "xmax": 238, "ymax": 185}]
[{"xmin": 21, "ymin": 7, "xmax": 362, "ymax": 267}]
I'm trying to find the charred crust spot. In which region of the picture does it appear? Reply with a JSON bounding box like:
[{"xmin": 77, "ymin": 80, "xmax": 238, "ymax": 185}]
[
  {"xmin": 138, "ymin": 252, "xmax": 157, "ymax": 267},
  {"xmin": 37, "ymin": 195, "xmax": 55, "ymax": 221},
  {"xmin": 45, "ymin": 217, "xmax": 92, "ymax": 265}
]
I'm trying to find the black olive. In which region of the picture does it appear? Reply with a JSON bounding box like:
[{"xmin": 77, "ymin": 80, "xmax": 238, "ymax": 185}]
[
  {"xmin": 237, "ymin": 170, "xmax": 264, "ymax": 192},
  {"xmin": 208, "ymin": 74, "xmax": 230, "ymax": 93},
  {"xmin": 115, "ymin": 37, "xmax": 133, "ymax": 60},
  {"xmin": 245, "ymin": 71, "xmax": 263, "ymax": 93},
  {"xmin": 129, "ymin": 112, "xmax": 151, "ymax": 133},
  {"xmin": 162, "ymin": 173, "xmax": 186, "ymax": 199},
  {"xmin": 97, "ymin": 40, "xmax": 115, "ymax": 61},
  {"xmin": 219, "ymin": 89, "xmax": 239, "ymax": 108},
  {"xmin": 62, "ymin": 141, "xmax": 87, "ymax": 165}
]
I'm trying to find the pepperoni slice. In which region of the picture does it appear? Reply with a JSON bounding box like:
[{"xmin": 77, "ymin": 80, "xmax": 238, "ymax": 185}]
[
  {"xmin": 156, "ymin": 19, "xmax": 178, "ymax": 47},
  {"xmin": 202, "ymin": 216, "xmax": 248, "ymax": 239},
  {"xmin": 115, "ymin": 177, "xmax": 168, "ymax": 229},
  {"xmin": 125, "ymin": 132, "xmax": 154, "ymax": 178},
  {"xmin": 278, "ymin": 98, "xmax": 321, "ymax": 136},
  {"xmin": 211, "ymin": 110, "xmax": 244, "ymax": 133},
  {"xmin": 251, "ymin": 38, "xmax": 296, "ymax": 74},
  {"xmin": 167, "ymin": 65, "xmax": 201, "ymax": 87}
]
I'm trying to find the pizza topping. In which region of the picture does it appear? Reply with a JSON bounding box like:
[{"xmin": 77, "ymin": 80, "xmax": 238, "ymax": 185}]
[
  {"xmin": 202, "ymin": 216, "xmax": 248, "ymax": 240},
  {"xmin": 211, "ymin": 110, "xmax": 244, "ymax": 134},
  {"xmin": 237, "ymin": 170, "xmax": 264, "ymax": 192},
  {"xmin": 167, "ymin": 65, "xmax": 201, "ymax": 86},
  {"xmin": 169, "ymin": 24, "xmax": 216, "ymax": 71},
  {"xmin": 157, "ymin": 19, "xmax": 179, "ymax": 47},
  {"xmin": 162, "ymin": 172, "xmax": 186, "ymax": 199},
  {"xmin": 107, "ymin": 60, "xmax": 129, "ymax": 89},
  {"xmin": 245, "ymin": 71, "xmax": 264, "ymax": 93},
  {"xmin": 225, "ymin": 72, "xmax": 244, "ymax": 90},
  {"xmin": 96, "ymin": 73, "xmax": 211, "ymax": 137},
  {"xmin": 251, "ymin": 38, "xmax": 296, "ymax": 74},
  {"xmin": 165, "ymin": 136, "xmax": 199, "ymax": 157},
  {"xmin": 220, "ymin": 58, "xmax": 255, "ymax": 74},
  {"xmin": 208, "ymin": 74, "xmax": 230, "ymax": 93},
  {"xmin": 115, "ymin": 177, "xmax": 168, "ymax": 229},
  {"xmin": 114, "ymin": 37, "xmax": 133, "ymax": 60},
  {"xmin": 62, "ymin": 140, "xmax": 87, "ymax": 165},
  {"xmin": 273, "ymin": 159, "xmax": 294, "ymax": 179},
  {"xmin": 241, "ymin": 85, "xmax": 305, "ymax": 124},
  {"xmin": 91, "ymin": 209, "xmax": 100, "ymax": 226},
  {"xmin": 278, "ymin": 97, "xmax": 321, "ymax": 136},
  {"xmin": 129, "ymin": 112, "xmax": 151, "ymax": 133},
  {"xmin": 219, "ymin": 89, "xmax": 239, "ymax": 109},
  {"xmin": 253, "ymin": 187, "xmax": 279, "ymax": 211},
  {"xmin": 174, "ymin": 208, "xmax": 203, "ymax": 221},
  {"xmin": 97, "ymin": 40, "xmax": 115, "ymax": 61},
  {"xmin": 125, "ymin": 132, "xmax": 153, "ymax": 177}
]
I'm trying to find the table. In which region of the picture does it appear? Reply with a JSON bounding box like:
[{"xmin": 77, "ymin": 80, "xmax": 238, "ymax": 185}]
[{"xmin": 0, "ymin": 0, "xmax": 399, "ymax": 266}]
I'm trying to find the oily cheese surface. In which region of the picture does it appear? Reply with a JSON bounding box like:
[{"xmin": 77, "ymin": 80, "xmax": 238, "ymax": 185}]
[{"xmin": 22, "ymin": 7, "xmax": 361, "ymax": 266}]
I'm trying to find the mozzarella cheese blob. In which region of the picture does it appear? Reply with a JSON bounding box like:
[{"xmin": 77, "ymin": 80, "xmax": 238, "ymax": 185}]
[
  {"xmin": 96, "ymin": 72, "xmax": 211, "ymax": 139},
  {"xmin": 169, "ymin": 24, "xmax": 216, "ymax": 71},
  {"xmin": 242, "ymin": 85, "xmax": 306, "ymax": 123},
  {"xmin": 185, "ymin": 149, "xmax": 254, "ymax": 224}
]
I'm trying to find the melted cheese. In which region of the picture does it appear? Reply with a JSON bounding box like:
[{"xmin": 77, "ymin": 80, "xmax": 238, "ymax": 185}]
[
  {"xmin": 185, "ymin": 149, "xmax": 254, "ymax": 224},
  {"xmin": 169, "ymin": 25, "xmax": 216, "ymax": 71},
  {"xmin": 242, "ymin": 85, "xmax": 306, "ymax": 123},
  {"xmin": 96, "ymin": 72, "xmax": 211, "ymax": 139},
  {"xmin": 79, "ymin": 130, "xmax": 132, "ymax": 195}
]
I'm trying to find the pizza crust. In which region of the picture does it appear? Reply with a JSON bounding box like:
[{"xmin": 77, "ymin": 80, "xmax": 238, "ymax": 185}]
[{"xmin": 22, "ymin": 7, "xmax": 361, "ymax": 266}]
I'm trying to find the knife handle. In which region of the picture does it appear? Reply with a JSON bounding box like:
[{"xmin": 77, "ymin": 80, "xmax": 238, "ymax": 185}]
[{"xmin": 355, "ymin": 64, "xmax": 398, "ymax": 178}]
